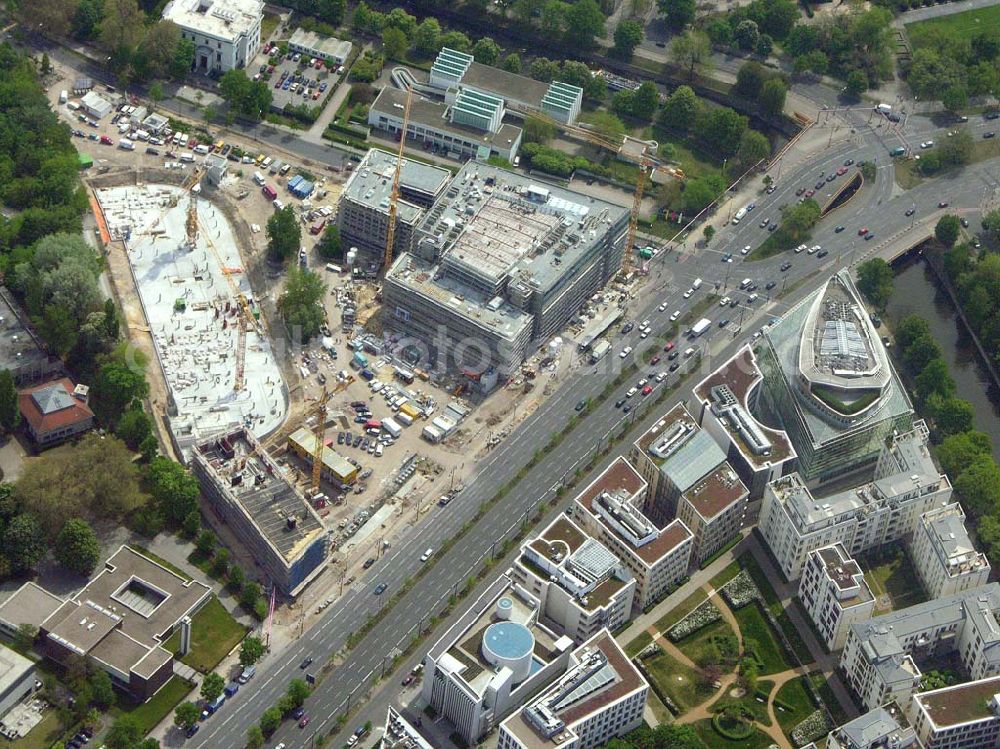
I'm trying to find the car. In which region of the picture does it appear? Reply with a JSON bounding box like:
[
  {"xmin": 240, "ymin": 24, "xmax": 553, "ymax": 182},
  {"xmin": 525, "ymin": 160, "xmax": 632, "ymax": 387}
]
[
  {"xmin": 721, "ymin": 252, "xmax": 733, "ymax": 262},
  {"xmin": 300, "ymin": 657, "xmax": 313, "ymax": 669},
  {"xmin": 619, "ymin": 346, "xmax": 632, "ymax": 359},
  {"xmin": 72, "ymin": 129, "xmax": 85, "ymax": 137},
  {"xmin": 575, "ymin": 399, "xmax": 587, "ymax": 412},
  {"xmin": 741, "ymin": 245, "xmax": 751, "ymax": 255},
  {"xmin": 642, "ymin": 385, "xmax": 653, "ymax": 395},
  {"xmin": 938, "ymin": 201, "xmax": 949, "ymax": 208},
  {"xmin": 663, "ymin": 341, "xmax": 675, "ymax": 352},
  {"xmin": 826, "ymin": 173, "xmax": 836, "ymax": 182},
  {"xmin": 780, "ymin": 262, "xmax": 792, "ymax": 272},
  {"xmin": 374, "ymin": 582, "xmax": 388, "ymax": 595},
  {"xmin": 656, "ymin": 371, "xmax": 668, "ymax": 382},
  {"xmin": 768, "ymin": 222, "xmax": 778, "ymax": 232},
  {"xmin": 615, "ymin": 398, "xmax": 627, "ymax": 408},
  {"xmin": 292, "ymin": 707, "xmax": 306, "ymax": 720},
  {"xmin": 669, "ymin": 362, "xmax": 680, "ymax": 372},
  {"xmin": 834, "ymin": 225, "xmax": 845, "ymax": 233},
  {"xmin": 186, "ymin": 725, "xmax": 200, "ymax": 738},
  {"xmin": 920, "ymin": 140, "xmax": 934, "ymax": 149},
  {"xmin": 986, "ymin": 132, "xmax": 997, "ymax": 139},
  {"xmin": 683, "ymin": 289, "xmax": 693, "ymax": 298},
  {"xmin": 623, "ymin": 404, "xmax": 632, "ymax": 413},
  {"xmin": 729, "ymin": 298, "xmax": 739, "ymax": 308},
  {"xmin": 844, "ymin": 159, "xmax": 855, "ymax": 166},
  {"xmin": 759, "ymin": 217, "xmax": 769, "ymax": 229},
  {"xmin": 99, "ymin": 135, "xmax": 113, "ymax": 145},
  {"xmin": 817, "ymin": 249, "xmax": 829, "ymax": 258},
  {"xmin": 905, "ymin": 207, "xmax": 915, "ymax": 217},
  {"xmin": 836, "ymin": 166, "xmax": 848, "ymax": 175},
  {"xmin": 299, "ymin": 716, "xmax": 311, "ymax": 728},
  {"xmin": 337, "ymin": 432, "xmax": 345, "ymax": 445},
  {"xmin": 815, "ymin": 181, "xmax": 825, "ymax": 190},
  {"xmin": 718, "ymin": 319, "xmax": 730, "ymax": 328},
  {"xmin": 363, "ymin": 557, "xmax": 376, "ymax": 569},
  {"xmin": 858, "ymin": 227, "xmax": 868, "ymax": 236},
  {"xmin": 650, "ymin": 355, "xmax": 661, "ymax": 365},
  {"xmin": 765, "ymin": 281, "xmax": 777, "ymax": 290},
  {"xmin": 626, "ymin": 387, "xmax": 638, "ymax": 399},
  {"xmin": 865, "ymin": 231, "xmax": 875, "ymax": 240},
  {"xmin": 353, "ymin": 435, "xmax": 362, "ymax": 447},
  {"xmin": 986, "ymin": 111, "xmax": 1000, "ymax": 120},
  {"xmin": 961, "ymin": 217, "xmax": 970, "ymax": 228},
  {"xmin": 795, "ymin": 244, "xmax": 806, "ymax": 254},
  {"xmin": 668, "ymin": 350, "xmax": 680, "ymax": 360},
  {"xmin": 719, "ymin": 296, "xmax": 731, "ymax": 307},
  {"xmin": 146, "ymin": 147, "xmax": 159, "ymax": 155},
  {"xmin": 808, "ymin": 245, "xmax": 820, "ymax": 254},
  {"xmin": 669, "ymin": 310, "xmax": 680, "ymax": 322},
  {"xmin": 766, "ymin": 184, "xmax": 776, "ymax": 194},
  {"xmin": 795, "ymin": 187, "xmax": 806, "ymax": 196},
  {"xmin": 805, "ymin": 189, "xmax": 815, "ymax": 198},
  {"xmin": 403, "ymin": 675, "xmax": 414, "ymax": 686},
  {"xmin": 747, "ymin": 202, "xmax": 756, "ymax": 211},
  {"xmin": 659, "ymin": 301, "xmax": 669, "ymax": 311},
  {"xmin": 637, "ymin": 378, "xmax": 648, "ymax": 388}
]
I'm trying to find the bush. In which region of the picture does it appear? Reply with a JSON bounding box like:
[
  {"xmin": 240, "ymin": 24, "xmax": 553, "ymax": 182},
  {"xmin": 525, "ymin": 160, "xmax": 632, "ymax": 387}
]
[{"xmin": 668, "ymin": 599, "xmax": 722, "ymax": 641}]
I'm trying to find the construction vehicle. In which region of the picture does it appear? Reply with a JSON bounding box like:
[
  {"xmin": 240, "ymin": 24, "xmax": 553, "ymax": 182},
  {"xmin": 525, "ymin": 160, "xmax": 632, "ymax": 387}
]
[{"xmin": 383, "ymin": 86, "xmax": 413, "ymax": 273}]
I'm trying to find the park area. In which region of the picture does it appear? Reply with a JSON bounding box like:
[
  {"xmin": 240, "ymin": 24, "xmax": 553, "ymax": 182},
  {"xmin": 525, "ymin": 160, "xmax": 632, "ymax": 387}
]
[
  {"xmin": 906, "ymin": 3, "xmax": 1000, "ymax": 44},
  {"xmin": 626, "ymin": 555, "xmax": 831, "ymax": 747},
  {"xmin": 859, "ymin": 548, "xmax": 928, "ymax": 614}
]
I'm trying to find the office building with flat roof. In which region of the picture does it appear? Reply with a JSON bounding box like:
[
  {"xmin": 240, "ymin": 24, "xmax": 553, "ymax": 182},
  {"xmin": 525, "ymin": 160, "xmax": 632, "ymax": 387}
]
[
  {"xmin": 0, "ymin": 287, "xmax": 62, "ymax": 387},
  {"xmin": 910, "ymin": 676, "xmax": 1000, "ymax": 749},
  {"xmin": 368, "ymin": 88, "xmax": 523, "ymax": 165},
  {"xmin": 429, "ymin": 48, "xmax": 583, "ymax": 125},
  {"xmin": 840, "ymin": 583, "xmax": 1000, "ymax": 711},
  {"xmin": 910, "ymin": 503, "xmax": 990, "ymax": 600},
  {"xmin": 0, "ymin": 547, "xmax": 211, "ymax": 702},
  {"xmin": 383, "ymin": 162, "xmax": 629, "ymax": 380},
  {"xmin": 568, "ymin": 458, "xmax": 692, "ymax": 610},
  {"xmin": 381, "ymin": 706, "xmax": 434, "ymax": 749},
  {"xmin": 815, "ymin": 703, "xmax": 920, "ymax": 749},
  {"xmin": 799, "ymin": 544, "xmax": 874, "ymax": 651},
  {"xmin": 336, "ymin": 148, "xmax": 452, "ymax": 271},
  {"xmin": 191, "ymin": 427, "xmax": 330, "ymax": 596},
  {"xmin": 755, "ymin": 271, "xmax": 914, "ymax": 485},
  {"xmin": 693, "ymin": 347, "xmax": 797, "ymax": 500},
  {"xmin": 0, "ymin": 646, "xmax": 36, "ymax": 728},
  {"xmin": 287, "ymin": 29, "xmax": 352, "ymax": 64},
  {"xmin": 677, "ymin": 462, "xmax": 749, "ymax": 564},
  {"xmin": 496, "ymin": 630, "xmax": 648, "ymax": 749},
  {"xmin": 162, "ymin": 0, "xmax": 263, "ymax": 73},
  {"xmin": 511, "ymin": 515, "xmax": 635, "ymax": 644},
  {"xmin": 759, "ymin": 421, "xmax": 950, "ymax": 581}
]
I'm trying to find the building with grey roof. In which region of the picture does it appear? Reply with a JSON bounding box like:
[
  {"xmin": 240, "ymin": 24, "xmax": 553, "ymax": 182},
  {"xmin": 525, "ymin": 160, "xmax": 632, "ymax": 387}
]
[
  {"xmin": 759, "ymin": 420, "xmax": 950, "ymax": 581},
  {"xmin": 0, "ymin": 287, "xmax": 62, "ymax": 387},
  {"xmin": 910, "ymin": 675, "xmax": 1000, "ymax": 749},
  {"xmin": 0, "ymin": 547, "xmax": 211, "ymax": 702},
  {"xmin": 910, "ymin": 504, "xmax": 990, "ymax": 600},
  {"xmin": 368, "ymin": 88, "xmax": 522, "ymax": 166},
  {"xmin": 429, "ymin": 48, "xmax": 582, "ymax": 125},
  {"xmin": 816, "ymin": 703, "xmax": 920, "ymax": 749},
  {"xmin": 336, "ymin": 148, "xmax": 452, "ymax": 271},
  {"xmin": 382, "ymin": 161, "xmax": 629, "ymax": 381},
  {"xmin": 755, "ymin": 271, "xmax": 914, "ymax": 485},
  {"xmin": 0, "ymin": 646, "xmax": 36, "ymax": 730},
  {"xmin": 800, "ymin": 544, "xmax": 874, "ymax": 651},
  {"xmin": 381, "ymin": 706, "xmax": 435, "ymax": 749},
  {"xmin": 840, "ymin": 583, "xmax": 1000, "ymax": 711},
  {"xmin": 287, "ymin": 28, "xmax": 352, "ymax": 65},
  {"xmin": 190, "ymin": 427, "xmax": 330, "ymax": 596}
]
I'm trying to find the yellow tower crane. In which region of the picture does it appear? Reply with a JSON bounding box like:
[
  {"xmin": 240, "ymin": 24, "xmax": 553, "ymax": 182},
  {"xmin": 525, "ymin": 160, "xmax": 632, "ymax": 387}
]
[
  {"xmin": 383, "ymin": 86, "xmax": 413, "ymax": 273},
  {"xmin": 310, "ymin": 387, "xmax": 331, "ymax": 493}
]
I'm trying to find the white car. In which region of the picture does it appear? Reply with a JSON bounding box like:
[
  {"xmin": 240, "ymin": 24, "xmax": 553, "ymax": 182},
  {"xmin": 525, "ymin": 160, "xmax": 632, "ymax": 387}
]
[
  {"xmin": 639, "ymin": 329, "xmax": 649, "ymax": 339},
  {"xmin": 719, "ymin": 296, "xmax": 731, "ymax": 307},
  {"xmin": 683, "ymin": 289, "xmax": 693, "ymax": 299},
  {"xmin": 794, "ymin": 244, "xmax": 806, "ymax": 253},
  {"xmin": 619, "ymin": 346, "xmax": 633, "ymax": 359},
  {"xmin": 920, "ymin": 140, "xmax": 934, "ymax": 149},
  {"xmin": 807, "ymin": 245, "xmax": 820, "ymax": 254},
  {"xmin": 626, "ymin": 387, "xmax": 638, "ymax": 398},
  {"xmin": 669, "ymin": 310, "xmax": 680, "ymax": 322},
  {"xmin": 637, "ymin": 378, "xmax": 648, "ymax": 388},
  {"xmin": 658, "ymin": 302, "xmax": 669, "ymax": 312},
  {"xmin": 656, "ymin": 371, "xmax": 668, "ymax": 382},
  {"xmin": 741, "ymin": 245, "xmax": 751, "ymax": 255}
]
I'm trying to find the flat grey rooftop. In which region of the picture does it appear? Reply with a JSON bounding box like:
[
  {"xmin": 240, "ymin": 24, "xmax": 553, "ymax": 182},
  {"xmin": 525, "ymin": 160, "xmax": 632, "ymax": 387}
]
[
  {"xmin": 343, "ymin": 148, "xmax": 451, "ymax": 226},
  {"xmin": 660, "ymin": 429, "xmax": 726, "ymax": 494},
  {"xmin": 461, "ymin": 61, "xmax": 550, "ymax": 107}
]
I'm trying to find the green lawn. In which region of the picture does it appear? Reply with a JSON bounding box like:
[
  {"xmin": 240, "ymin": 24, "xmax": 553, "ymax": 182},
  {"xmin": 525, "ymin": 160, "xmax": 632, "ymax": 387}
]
[
  {"xmin": 163, "ymin": 596, "xmax": 247, "ymax": 673},
  {"xmin": 654, "ymin": 590, "xmax": 708, "ymax": 635},
  {"xmin": 734, "ymin": 604, "xmax": 792, "ymax": 675},
  {"xmin": 646, "ymin": 126, "xmax": 725, "ymax": 182},
  {"xmin": 774, "ymin": 676, "xmax": 816, "ymax": 737},
  {"xmin": 693, "ymin": 718, "xmax": 775, "ymax": 749},
  {"xmin": 709, "ymin": 560, "xmax": 741, "ymax": 590},
  {"xmin": 680, "ymin": 620, "xmax": 739, "ymax": 670},
  {"xmin": 713, "ymin": 680, "xmax": 774, "ymax": 727},
  {"xmin": 809, "ymin": 671, "xmax": 848, "ymax": 726},
  {"xmin": 261, "ymin": 12, "xmax": 280, "ymax": 42},
  {"xmin": 643, "ymin": 651, "xmax": 715, "ymax": 712},
  {"xmin": 0, "ymin": 710, "xmax": 66, "ymax": 749},
  {"xmin": 906, "ymin": 4, "xmax": 1000, "ymax": 44},
  {"xmin": 859, "ymin": 550, "xmax": 928, "ymax": 613},
  {"xmin": 119, "ymin": 677, "xmax": 194, "ymax": 734},
  {"xmin": 738, "ymin": 554, "xmax": 814, "ymax": 665},
  {"xmin": 625, "ymin": 631, "xmax": 654, "ymax": 658}
]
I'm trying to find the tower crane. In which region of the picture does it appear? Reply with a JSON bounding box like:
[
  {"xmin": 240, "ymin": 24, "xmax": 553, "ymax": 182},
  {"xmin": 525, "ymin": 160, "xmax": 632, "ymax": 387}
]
[
  {"xmin": 383, "ymin": 85, "xmax": 413, "ymax": 273},
  {"xmin": 310, "ymin": 387, "xmax": 330, "ymax": 493},
  {"xmin": 621, "ymin": 161, "xmax": 649, "ymax": 279}
]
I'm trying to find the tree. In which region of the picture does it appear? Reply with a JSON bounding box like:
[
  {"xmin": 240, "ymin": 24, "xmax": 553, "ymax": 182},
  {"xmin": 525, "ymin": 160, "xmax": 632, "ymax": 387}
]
[
  {"xmin": 659, "ymin": 0, "xmax": 695, "ymax": 30},
  {"xmin": 266, "ymin": 206, "xmax": 301, "ymax": 264},
  {"xmin": 438, "ymin": 31, "xmax": 471, "ymax": 53},
  {"xmin": 259, "ymin": 706, "xmax": 282, "ymax": 735},
  {"xmin": 219, "ymin": 70, "xmax": 272, "ymax": 120},
  {"xmin": 0, "ymin": 370, "xmax": 19, "ymax": 434},
  {"xmin": 212, "ymin": 547, "xmax": 230, "ymax": 577},
  {"xmin": 671, "ymin": 31, "xmax": 713, "ymax": 81},
  {"xmin": 564, "ymin": 0, "xmax": 605, "ymax": 48},
  {"xmin": 381, "ymin": 28, "xmax": 408, "ymax": 60},
  {"xmin": 955, "ymin": 457, "xmax": 1000, "ymax": 517},
  {"xmin": 201, "ymin": 672, "xmax": 225, "ymax": 703},
  {"xmin": 384, "ymin": 7, "xmax": 417, "ymax": 38},
  {"xmin": 413, "ymin": 18, "xmax": 441, "ymax": 57},
  {"xmin": 935, "ymin": 215, "xmax": 961, "ymax": 247},
  {"xmin": 105, "ymin": 715, "xmax": 143, "ymax": 749},
  {"xmin": 703, "ymin": 225, "xmax": 715, "ymax": 244},
  {"xmin": 794, "ymin": 50, "xmax": 828, "ymax": 76},
  {"xmin": 756, "ymin": 33, "xmax": 774, "ymax": 58},
  {"xmin": 845, "ymin": 69, "xmax": 868, "ymax": 98},
  {"xmin": 529, "ymin": 57, "xmax": 560, "ymax": 83},
  {"xmin": 916, "ymin": 358, "xmax": 955, "ymax": 403},
  {"xmin": 760, "ymin": 77, "xmax": 787, "ymax": 117},
  {"xmin": 939, "ymin": 131, "xmax": 973, "ymax": 167},
  {"xmin": 587, "ymin": 112, "xmax": 626, "ymax": 141},
  {"xmin": 228, "ymin": 565, "xmax": 245, "ymax": 591},
  {"xmin": 856, "ymin": 258, "xmax": 894, "ymax": 309},
  {"xmin": 13, "ymin": 623, "xmax": 38, "ymax": 651},
  {"xmin": 501, "ymin": 53, "xmax": 522, "ymax": 73},
  {"xmin": 182, "ymin": 510, "xmax": 200, "ymax": 538},
  {"xmin": 195, "ymin": 529, "xmax": 216, "ymax": 556},
  {"xmin": 699, "ymin": 107, "xmax": 747, "ymax": 157},
  {"xmin": 930, "ymin": 396, "xmax": 975, "ymax": 436},
  {"xmin": 89, "ymin": 670, "xmax": 116, "ymax": 710},
  {"xmin": 136, "ymin": 21, "xmax": 181, "ymax": 81},
  {"xmin": 942, "ymin": 85, "xmax": 968, "ymax": 113},
  {"xmin": 895, "ymin": 315, "xmax": 932, "ymax": 351},
  {"xmin": 904, "ymin": 335, "xmax": 943, "ymax": 373},
  {"xmin": 735, "ymin": 62, "xmax": 767, "ymax": 99},
  {"xmin": 613, "ymin": 20, "xmax": 644, "ymax": 59},
  {"xmin": 907, "ymin": 48, "xmax": 965, "ymax": 102},
  {"xmin": 54, "ymin": 519, "xmax": 101, "ymax": 576},
  {"xmin": 660, "ymin": 85, "xmax": 699, "ymax": 131},
  {"xmin": 174, "ymin": 702, "xmax": 200, "ymax": 730},
  {"xmin": 680, "ymin": 176, "xmax": 724, "ymax": 213},
  {"xmin": 278, "ymin": 268, "xmax": 327, "ymax": 344},
  {"xmin": 171, "ymin": 38, "xmax": 196, "ymax": 80},
  {"xmin": 116, "ymin": 408, "xmax": 152, "ymax": 450},
  {"xmin": 472, "ymin": 38, "xmax": 502, "ymax": 66},
  {"xmin": 91, "ymin": 345, "xmax": 149, "ymax": 425},
  {"xmin": 286, "ymin": 679, "xmax": 310, "ymax": 708},
  {"xmin": 734, "ymin": 20, "xmax": 760, "ymax": 51},
  {"xmin": 984, "ymin": 208, "xmax": 1000, "ymax": 242},
  {"xmin": 732, "ymin": 129, "xmax": 770, "ymax": 174},
  {"xmin": 246, "ymin": 725, "xmax": 264, "ymax": 749},
  {"xmin": 4, "ymin": 514, "xmax": 46, "ymax": 572},
  {"xmin": 240, "ymin": 635, "xmax": 266, "ymax": 667},
  {"xmin": 938, "ymin": 430, "xmax": 992, "ymax": 477},
  {"xmin": 98, "ymin": 0, "xmax": 146, "ymax": 66},
  {"xmin": 147, "ymin": 456, "xmax": 200, "ymax": 524},
  {"xmin": 241, "ymin": 581, "xmax": 262, "ymax": 610},
  {"xmin": 781, "ymin": 199, "xmax": 821, "ymax": 240}
]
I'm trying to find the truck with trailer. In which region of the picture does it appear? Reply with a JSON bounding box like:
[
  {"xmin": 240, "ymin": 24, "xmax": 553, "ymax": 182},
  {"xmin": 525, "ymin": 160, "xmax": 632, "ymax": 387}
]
[
  {"xmin": 589, "ymin": 339, "xmax": 611, "ymax": 363},
  {"xmin": 690, "ymin": 318, "xmax": 711, "ymax": 337}
]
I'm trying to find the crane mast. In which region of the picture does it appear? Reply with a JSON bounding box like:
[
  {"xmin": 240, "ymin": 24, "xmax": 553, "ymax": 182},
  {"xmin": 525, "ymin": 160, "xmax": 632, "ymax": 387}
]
[
  {"xmin": 383, "ymin": 86, "xmax": 413, "ymax": 273},
  {"xmin": 622, "ymin": 162, "xmax": 649, "ymax": 278}
]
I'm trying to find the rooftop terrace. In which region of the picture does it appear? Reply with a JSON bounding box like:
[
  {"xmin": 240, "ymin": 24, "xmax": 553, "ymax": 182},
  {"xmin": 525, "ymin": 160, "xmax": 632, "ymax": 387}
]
[{"xmin": 915, "ymin": 675, "xmax": 1000, "ymax": 728}]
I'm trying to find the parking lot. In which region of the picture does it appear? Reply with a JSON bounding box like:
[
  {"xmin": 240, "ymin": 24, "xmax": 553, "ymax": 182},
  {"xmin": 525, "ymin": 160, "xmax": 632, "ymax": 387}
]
[{"xmin": 254, "ymin": 42, "xmax": 339, "ymax": 111}]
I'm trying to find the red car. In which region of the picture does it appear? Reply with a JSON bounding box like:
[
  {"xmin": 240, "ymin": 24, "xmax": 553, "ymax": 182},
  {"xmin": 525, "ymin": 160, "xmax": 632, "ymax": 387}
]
[
  {"xmin": 663, "ymin": 341, "xmax": 675, "ymax": 352},
  {"xmin": 836, "ymin": 166, "xmax": 848, "ymax": 175},
  {"xmin": 188, "ymin": 138, "xmax": 198, "ymax": 149},
  {"xmin": 314, "ymin": 60, "xmax": 324, "ymax": 69},
  {"xmin": 99, "ymin": 135, "xmax": 113, "ymax": 145},
  {"xmin": 299, "ymin": 716, "xmax": 310, "ymax": 728},
  {"xmin": 650, "ymin": 355, "xmax": 661, "ymax": 365},
  {"xmin": 805, "ymin": 189, "xmax": 815, "ymax": 197},
  {"xmin": 642, "ymin": 385, "xmax": 653, "ymax": 396},
  {"xmin": 858, "ymin": 227, "xmax": 868, "ymax": 236}
]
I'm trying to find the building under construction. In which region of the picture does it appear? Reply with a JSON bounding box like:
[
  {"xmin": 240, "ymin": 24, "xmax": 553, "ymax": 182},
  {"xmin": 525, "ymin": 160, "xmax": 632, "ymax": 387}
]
[
  {"xmin": 287, "ymin": 427, "xmax": 359, "ymax": 486},
  {"xmin": 382, "ymin": 161, "xmax": 629, "ymax": 381},
  {"xmin": 191, "ymin": 427, "xmax": 329, "ymax": 596}
]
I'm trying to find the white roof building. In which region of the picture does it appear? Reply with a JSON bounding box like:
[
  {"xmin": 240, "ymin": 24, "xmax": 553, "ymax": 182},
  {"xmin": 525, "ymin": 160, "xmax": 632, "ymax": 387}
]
[{"xmin": 163, "ymin": 0, "xmax": 263, "ymax": 73}]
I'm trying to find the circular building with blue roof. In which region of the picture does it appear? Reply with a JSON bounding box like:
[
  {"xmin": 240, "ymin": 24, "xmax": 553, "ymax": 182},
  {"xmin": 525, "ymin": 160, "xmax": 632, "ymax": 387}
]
[{"xmin": 481, "ymin": 621, "xmax": 534, "ymax": 681}]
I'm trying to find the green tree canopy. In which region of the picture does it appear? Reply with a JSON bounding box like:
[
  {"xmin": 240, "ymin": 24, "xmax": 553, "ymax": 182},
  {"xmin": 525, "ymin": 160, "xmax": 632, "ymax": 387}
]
[
  {"xmin": 660, "ymin": 85, "xmax": 700, "ymax": 131},
  {"xmin": 735, "ymin": 61, "xmax": 767, "ymax": 99},
  {"xmin": 856, "ymin": 258, "xmax": 894, "ymax": 309},
  {"xmin": 174, "ymin": 702, "xmax": 200, "ymax": 730},
  {"xmin": 955, "ymin": 457, "xmax": 1000, "ymax": 517},
  {"xmin": 266, "ymin": 206, "xmax": 301, "ymax": 263},
  {"xmin": 54, "ymin": 519, "xmax": 101, "ymax": 576},
  {"xmin": 413, "ymin": 18, "xmax": 441, "ymax": 56},
  {"xmin": 381, "ymin": 27, "xmax": 408, "ymax": 60},
  {"xmin": 4, "ymin": 514, "xmax": 45, "ymax": 572},
  {"xmin": 659, "ymin": 0, "xmax": 695, "ymax": 29},
  {"xmin": 201, "ymin": 672, "xmax": 226, "ymax": 702},
  {"xmin": 935, "ymin": 215, "xmax": 961, "ymax": 247},
  {"xmin": 278, "ymin": 268, "xmax": 327, "ymax": 344},
  {"xmin": 760, "ymin": 77, "xmax": 787, "ymax": 117},
  {"xmin": 472, "ymin": 37, "xmax": 502, "ymax": 65},
  {"xmin": 240, "ymin": 635, "xmax": 267, "ymax": 667},
  {"xmin": 91, "ymin": 344, "xmax": 149, "ymax": 425},
  {"xmin": 0, "ymin": 370, "xmax": 19, "ymax": 434},
  {"xmin": 613, "ymin": 20, "xmax": 645, "ymax": 59},
  {"xmin": 938, "ymin": 430, "xmax": 992, "ymax": 477}
]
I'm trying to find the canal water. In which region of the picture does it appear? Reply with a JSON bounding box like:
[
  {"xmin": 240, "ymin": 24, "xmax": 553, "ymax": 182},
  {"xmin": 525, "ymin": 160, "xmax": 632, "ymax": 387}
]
[{"xmin": 886, "ymin": 255, "xmax": 1000, "ymax": 458}]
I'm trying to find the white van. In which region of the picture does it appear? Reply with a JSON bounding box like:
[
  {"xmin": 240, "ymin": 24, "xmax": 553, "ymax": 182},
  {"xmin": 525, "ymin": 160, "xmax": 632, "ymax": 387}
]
[
  {"xmin": 59, "ymin": 90, "xmax": 68, "ymax": 104},
  {"xmin": 692, "ymin": 278, "xmax": 703, "ymax": 290},
  {"xmin": 67, "ymin": 101, "xmax": 80, "ymax": 111},
  {"xmin": 253, "ymin": 171, "xmax": 266, "ymax": 186},
  {"xmin": 135, "ymin": 130, "xmax": 150, "ymax": 141},
  {"xmin": 272, "ymin": 199, "xmax": 284, "ymax": 211},
  {"xmin": 684, "ymin": 347, "xmax": 696, "ymax": 358},
  {"xmin": 179, "ymin": 152, "xmax": 195, "ymax": 163},
  {"xmin": 194, "ymin": 144, "xmax": 210, "ymax": 155},
  {"xmin": 420, "ymin": 548, "xmax": 433, "ymax": 562},
  {"xmin": 118, "ymin": 122, "xmax": 131, "ymax": 134},
  {"xmin": 118, "ymin": 139, "xmax": 135, "ymax": 151}
]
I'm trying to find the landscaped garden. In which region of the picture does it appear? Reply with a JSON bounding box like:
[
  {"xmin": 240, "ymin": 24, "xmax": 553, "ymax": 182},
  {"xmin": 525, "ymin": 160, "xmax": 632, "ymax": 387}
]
[
  {"xmin": 640, "ymin": 649, "xmax": 717, "ymax": 713},
  {"xmin": 163, "ymin": 596, "xmax": 247, "ymax": 673},
  {"xmin": 860, "ymin": 547, "xmax": 928, "ymax": 613}
]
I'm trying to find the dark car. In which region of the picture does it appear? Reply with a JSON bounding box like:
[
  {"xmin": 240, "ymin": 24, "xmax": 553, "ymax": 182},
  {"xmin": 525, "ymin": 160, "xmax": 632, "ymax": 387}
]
[
  {"xmin": 337, "ymin": 432, "xmax": 345, "ymax": 445},
  {"xmin": 623, "ymin": 404, "xmax": 632, "ymax": 413},
  {"xmin": 575, "ymin": 399, "xmax": 587, "ymax": 412},
  {"xmin": 374, "ymin": 582, "xmax": 388, "ymax": 595},
  {"xmin": 669, "ymin": 362, "xmax": 680, "ymax": 372},
  {"xmin": 668, "ymin": 350, "xmax": 680, "ymax": 360},
  {"xmin": 844, "ymin": 159, "xmax": 855, "ymax": 166},
  {"xmin": 986, "ymin": 111, "xmax": 1000, "ymax": 120},
  {"xmin": 729, "ymin": 298, "xmax": 739, "ymax": 308},
  {"xmin": 718, "ymin": 319, "xmax": 730, "ymax": 328},
  {"xmin": 299, "ymin": 657, "xmax": 313, "ymax": 670},
  {"xmin": 780, "ymin": 262, "xmax": 792, "ymax": 271},
  {"xmin": 615, "ymin": 398, "xmax": 626, "ymax": 408},
  {"xmin": 768, "ymin": 222, "xmax": 778, "ymax": 232},
  {"xmin": 402, "ymin": 676, "xmax": 414, "ymax": 686},
  {"xmin": 795, "ymin": 187, "xmax": 806, "ymax": 196},
  {"xmin": 621, "ymin": 322, "xmax": 634, "ymax": 334},
  {"xmin": 353, "ymin": 415, "xmax": 367, "ymax": 424},
  {"xmin": 363, "ymin": 557, "xmax": 376, "ymax": 569},
  {"xmin": 814, "ymin": 180, "xmax": 825, "ymax": 190},
  {"xmin": 826, "ymin": 174, "xmax": 836, "ymax": 182},
  {"xmin": 938, "ymin": 201, "xmax": 949, "ymax": 208},
  {"xmin": 905, "ymin": 207, "xmax": 915, "ymax": 216},
  {"xmin": 961, "ymin": 217, "xmax": 970, "ymax": 227},
  {"xmin": 865, "ymin": 231, "xmax": 875, "ymax": 240},
  {"xmin": 817, "ymin": 249, "xmax": 829, "ymax": 258},
  {"xmin": 353, "ymin": 435, "xmax": 362, "ymax": 447},
  {"xmin": 765, "ymin": 281, "xmax": 777, "ymax": 290},
  {"xmin": 186, "ymin": 725, "xmax": 200, "ymax": 738},
  {"xmin": 292, "ymin": 707, "xmax": 306, "ymax": 720},
  {"xmin": 299, "ymin": 716, "xmax": 311, "ymax": 728},
  {"xmin": 985, "ymin": 132, "xmax": 997, "ymax": 139},
  {"xmin": 834, "ymin": 225, "xmax": 845, "ymax": 233}
]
